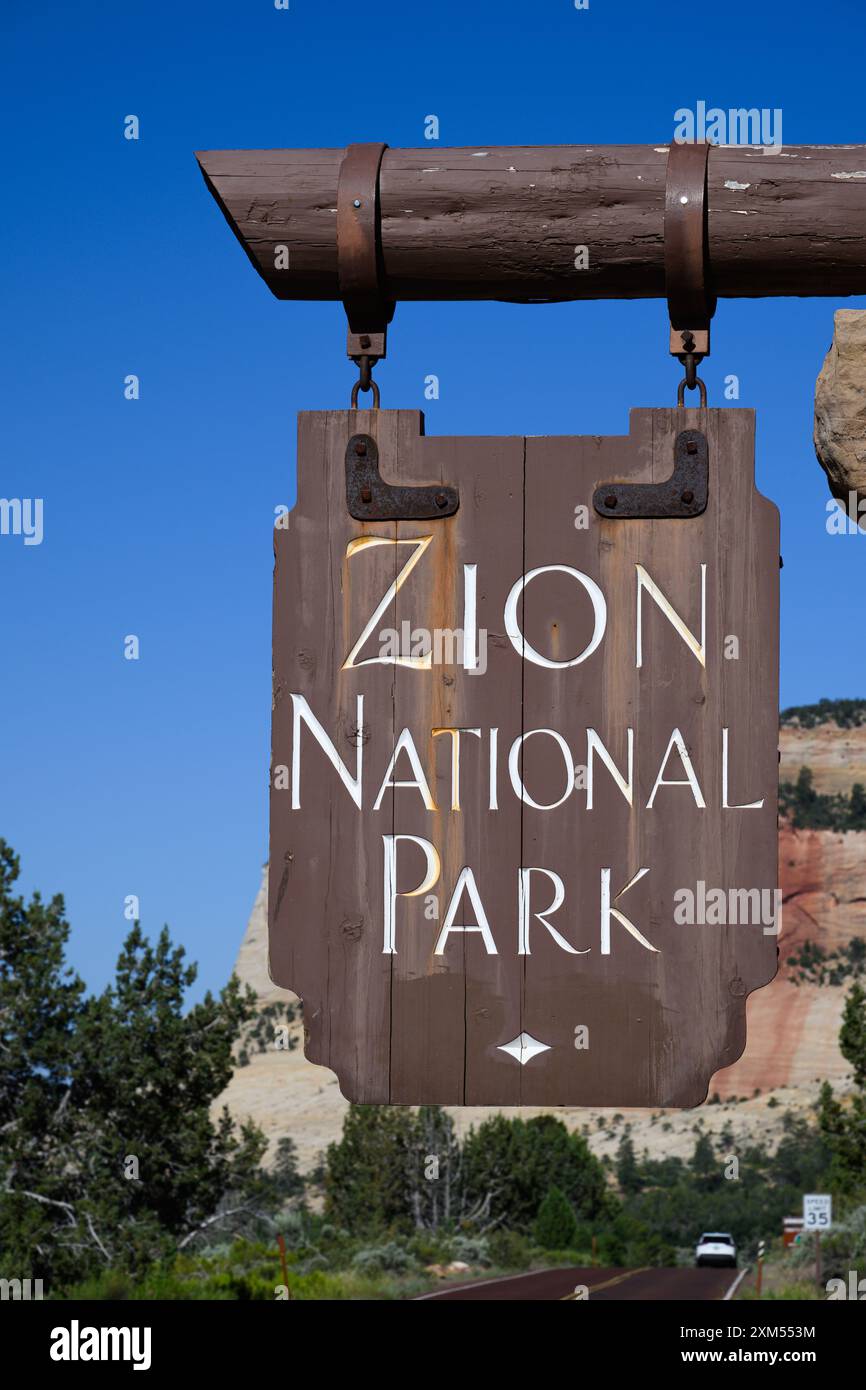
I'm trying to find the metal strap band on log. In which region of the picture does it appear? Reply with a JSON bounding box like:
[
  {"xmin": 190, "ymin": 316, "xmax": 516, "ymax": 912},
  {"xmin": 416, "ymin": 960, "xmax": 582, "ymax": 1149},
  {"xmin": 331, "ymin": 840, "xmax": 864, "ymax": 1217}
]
[
  {"xmin": 665, "ymin": 141, "xmax": 717, "ymax": 357},
  {"xmin": 337, "ymin": 142, "xmax": 395, "ymax": 360}
]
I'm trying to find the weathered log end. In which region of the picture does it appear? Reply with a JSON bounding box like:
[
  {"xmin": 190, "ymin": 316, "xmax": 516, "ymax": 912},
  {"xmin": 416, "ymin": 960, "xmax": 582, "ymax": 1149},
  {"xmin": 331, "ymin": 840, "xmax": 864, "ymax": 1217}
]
[
  {"xmin": 195, "ymin": 152, "xmax": 282, "ymax": 295},
  {"xmin": 815, "ymin": 309, "xmax": 866, "ymax": 523}
]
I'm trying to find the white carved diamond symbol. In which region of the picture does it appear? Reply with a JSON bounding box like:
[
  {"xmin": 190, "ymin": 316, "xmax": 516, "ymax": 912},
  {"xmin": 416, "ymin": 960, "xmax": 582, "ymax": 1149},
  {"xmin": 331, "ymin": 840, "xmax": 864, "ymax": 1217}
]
[{"xmin": 497, "ymin": 1032, "xmax": 551, "ymax": 1066}]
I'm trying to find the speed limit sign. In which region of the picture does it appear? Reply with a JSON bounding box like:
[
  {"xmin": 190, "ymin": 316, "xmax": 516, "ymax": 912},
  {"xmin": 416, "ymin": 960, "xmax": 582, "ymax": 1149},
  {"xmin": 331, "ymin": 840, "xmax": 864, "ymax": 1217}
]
[{"xmin": 803, "ymin": 1194, "xmax": 832, "ymax": 1230}]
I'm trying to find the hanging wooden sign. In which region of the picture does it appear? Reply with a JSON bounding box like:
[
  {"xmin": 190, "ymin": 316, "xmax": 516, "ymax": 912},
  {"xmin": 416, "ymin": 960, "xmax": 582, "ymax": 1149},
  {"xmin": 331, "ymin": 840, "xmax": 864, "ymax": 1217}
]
[{"xmin": 269, "ymin": 405, "xmax": 779, "ymax": 1106}]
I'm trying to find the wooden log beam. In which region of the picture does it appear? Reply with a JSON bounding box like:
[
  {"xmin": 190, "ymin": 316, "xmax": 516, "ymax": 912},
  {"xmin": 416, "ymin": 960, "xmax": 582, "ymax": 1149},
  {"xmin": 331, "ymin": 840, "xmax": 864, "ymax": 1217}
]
[{"xmin": 195, "ymin": 144, "xmax": 866, "ymax": 304}]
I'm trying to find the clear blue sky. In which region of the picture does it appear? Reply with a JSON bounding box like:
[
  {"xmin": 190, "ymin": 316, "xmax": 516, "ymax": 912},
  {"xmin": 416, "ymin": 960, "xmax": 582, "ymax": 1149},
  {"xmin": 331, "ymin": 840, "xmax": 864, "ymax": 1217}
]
[{"xmin": 2, "ymin": 0, "xmax": 864, "ymax": 999}]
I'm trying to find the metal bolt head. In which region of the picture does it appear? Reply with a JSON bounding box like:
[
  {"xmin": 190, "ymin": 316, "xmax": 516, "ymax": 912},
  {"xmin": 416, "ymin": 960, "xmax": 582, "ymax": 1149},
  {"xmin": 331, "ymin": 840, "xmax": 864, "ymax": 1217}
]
[
  {"xmin": 359, "ymin": 335, "xmax": 371, "ymax": 350},
  {"xmin": 360, "ymin": 487, "xmax": 372, "ymax": 503},
  {"xmin": 353, "ymin": 198, "xmax": 362, "ymax": 208},
  {"xmin": 681, "ymin": 489, "xmax": 694, "ymax": 505},
  {"xmin": 435, "ymin": 492, "xmax": 448, "ymax": 509},
  {"xmin": 604, "ymin": 494, "xmax": 617, "ymax": 509},
  {"xmin": 354, "ymin": 439, "xmax": 367, "ymax": 457},
  {"xmin": 686, "ymin": 440, "xmax": 698, "ymax": 455}
]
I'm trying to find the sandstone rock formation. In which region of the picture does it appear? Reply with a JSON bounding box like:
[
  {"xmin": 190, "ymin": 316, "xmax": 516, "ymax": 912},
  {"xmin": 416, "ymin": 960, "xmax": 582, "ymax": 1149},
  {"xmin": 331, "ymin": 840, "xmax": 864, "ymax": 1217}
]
[
  {"xmin": 815, "ymin": 308, "xmax": 866, "ymax": 515},
  {"xmin": 712, "ymin": 826, "xmax": 866, "ymax": 1097},
  {"xmin": 779, "ymin": 720, "xmax": 866, "ymax": 797}
]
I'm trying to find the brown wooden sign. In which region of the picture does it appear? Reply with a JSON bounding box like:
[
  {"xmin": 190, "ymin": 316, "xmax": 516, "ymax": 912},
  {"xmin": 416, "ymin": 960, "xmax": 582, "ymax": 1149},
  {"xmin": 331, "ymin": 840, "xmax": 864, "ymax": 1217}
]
[{"xmin": 270, "ymin": 407, "xmax": 779, "ymax": 1106}]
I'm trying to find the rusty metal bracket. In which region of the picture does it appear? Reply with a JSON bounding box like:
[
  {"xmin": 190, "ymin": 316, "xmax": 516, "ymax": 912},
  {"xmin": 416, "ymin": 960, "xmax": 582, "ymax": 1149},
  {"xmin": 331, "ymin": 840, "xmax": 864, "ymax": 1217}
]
[
  {"xmin": 346, "ymin": 433, "xmax": 459, "ymax": 521},
  {"xmin": 337, "ymin": 143, "xmax": 395, "ymax": 405},
  {"xmin": 593, "ymin": 428, "xmax": 708, "ymax": 519}
]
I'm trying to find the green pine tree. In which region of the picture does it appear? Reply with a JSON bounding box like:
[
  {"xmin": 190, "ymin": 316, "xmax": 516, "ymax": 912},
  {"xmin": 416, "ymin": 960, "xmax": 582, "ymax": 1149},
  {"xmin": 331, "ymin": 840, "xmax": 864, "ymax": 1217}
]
[
  {"xmin": 839, "ymin": 983, "xmax": 866, "ymax": 1087},
  {"xmin": 847, "ymin": 784, "xmax": 866, "ymax": 831},
  {"xmin": 818, "ymin": 986, "xmax": 866, "ymax": 1194},
  {"xmin": 689, "ymin": 1132, "xmax": 720, "ymax": 1190},
  {"xmin": 0, "ymin": 840, "xmax": 86, "ymax": 1283},
  {"xmin": 324, "ymin": 1104, "xmax": 414, "ymax": 1235},
  {"xmin": 794, "ymin": 765, "xmax": 817, "ymax": 819},
  {"xmin": 0, "ymin": 841, "xmax": 273, "ymax": 1286},
  {"xmin": 615, "ymin": 1134, "xmax": 642, "ymax": 1195},
  {"xmin": 534, "ymin": 1185, "xmax": 577, "ymax": 1250},
  {"xmin": 462, "ymin": 1113, "xmax": 609, "ymax": 1233}
]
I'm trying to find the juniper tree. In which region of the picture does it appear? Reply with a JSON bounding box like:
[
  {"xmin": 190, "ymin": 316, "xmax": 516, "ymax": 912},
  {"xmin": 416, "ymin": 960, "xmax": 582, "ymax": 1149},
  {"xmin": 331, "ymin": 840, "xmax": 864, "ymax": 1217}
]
[
  {"xmin": 534, "ymin": 1185, "xmax": 578, "ymax": 1250},
  {"xmin": 615, "ymin": 1134, "xmax": 642, "ymax": 1196},
  {"xmin": 840, "ymin": 983, "xmax": 866, "ymax": 1088},
  {"xmin": 324, "ymin": 1104, "xmax": 415, "ymax": 1235},
  {"xmin": 0, "ymin": 840, "xmax": 85, "ymax": 1282},
  {"xmin": 818, "ymin": 983, "xmax": 866, "ymax": 1194},
  {"xmin": 463, "ymin": 1113, "xmax": 609, "ymax": 1233},
  {"xmin": 0, "ymin": 841, "xmax": 275, "ymax": 1286}
]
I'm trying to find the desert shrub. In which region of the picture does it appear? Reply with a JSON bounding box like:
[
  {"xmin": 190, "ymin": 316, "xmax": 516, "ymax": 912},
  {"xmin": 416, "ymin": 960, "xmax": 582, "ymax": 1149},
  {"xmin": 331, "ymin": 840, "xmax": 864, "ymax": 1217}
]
[
  {"xmin": 350, "ymin": 1240, "xmax": 416, "ymax": 1274},
  {"xmin": 450, "ymin": 1234, "xmax": 490, "ymax": 1266},
  {"xmin": 487, "ymin": 1228, "xmax": 533, "ymax": 1269}
]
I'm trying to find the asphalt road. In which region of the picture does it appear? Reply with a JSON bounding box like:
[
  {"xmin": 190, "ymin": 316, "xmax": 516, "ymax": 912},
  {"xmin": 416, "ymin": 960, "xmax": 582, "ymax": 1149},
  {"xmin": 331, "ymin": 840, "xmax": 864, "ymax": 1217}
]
[{"xmin": 417, "ymin": 1265, "xmax": 741, "ymax": 1301}]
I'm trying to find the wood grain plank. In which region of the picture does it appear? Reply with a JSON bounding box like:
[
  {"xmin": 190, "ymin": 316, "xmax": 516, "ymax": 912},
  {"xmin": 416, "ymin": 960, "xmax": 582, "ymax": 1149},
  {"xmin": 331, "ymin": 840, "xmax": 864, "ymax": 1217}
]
[
  {"xmin": 519, "ymin": 410, "xmax": 778, "ymax": 1106},
  {"xmin": 270, "ymin": 410, "xmax": 403, "ymax": 1101},
  {"xmin": 386, "ymin": 428, "xmax": 525, "ymax": 1103}
]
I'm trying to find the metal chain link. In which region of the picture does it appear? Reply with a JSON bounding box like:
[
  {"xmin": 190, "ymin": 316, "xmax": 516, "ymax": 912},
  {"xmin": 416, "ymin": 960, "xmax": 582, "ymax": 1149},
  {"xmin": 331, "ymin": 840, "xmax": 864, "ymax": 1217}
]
[
  {"xmin": 676, "ymin": 333, "xmax": 707, "ymax": 407},
  {"xmin": 350, "ymin": 353, "xmax": 381, "ymax": 408},
  {"xmin": 677, "ymin": 373, "xmax": 708, "ymax": 407}
]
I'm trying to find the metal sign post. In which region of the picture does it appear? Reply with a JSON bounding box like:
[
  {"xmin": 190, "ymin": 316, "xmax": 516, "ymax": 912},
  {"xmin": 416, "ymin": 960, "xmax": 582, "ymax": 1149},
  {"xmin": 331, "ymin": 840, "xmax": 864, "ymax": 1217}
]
[{"xmin": 803, "ymin": 1194, "xmax": 833, "ymax": 1291}]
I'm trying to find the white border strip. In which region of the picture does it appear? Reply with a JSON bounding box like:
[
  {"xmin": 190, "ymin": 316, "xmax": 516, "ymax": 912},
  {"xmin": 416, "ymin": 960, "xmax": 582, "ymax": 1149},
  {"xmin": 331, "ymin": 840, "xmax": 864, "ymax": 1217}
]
[
  {"xmin": 724, "ymin": 1267, "xmax": 749, "ymax": 1301},
  {"xmin": 415, "ymin": 1268, "xmax": 559, "ymax": 1300}
]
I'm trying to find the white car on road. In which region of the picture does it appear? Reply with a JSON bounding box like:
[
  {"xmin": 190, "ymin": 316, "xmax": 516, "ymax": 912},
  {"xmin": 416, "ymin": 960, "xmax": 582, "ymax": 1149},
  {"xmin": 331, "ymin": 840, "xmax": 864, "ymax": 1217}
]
[{"xmin": 695, "ymin": 1232, "xmax": 737, "ymax": 1268}]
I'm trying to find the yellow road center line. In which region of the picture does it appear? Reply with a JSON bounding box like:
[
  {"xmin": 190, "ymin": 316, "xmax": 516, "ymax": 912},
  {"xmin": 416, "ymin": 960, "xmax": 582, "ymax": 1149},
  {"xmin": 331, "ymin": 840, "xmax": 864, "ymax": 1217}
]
[{"xmin": 560, "ymin": 1267, "xmax": 651, "ymax": 1300}]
